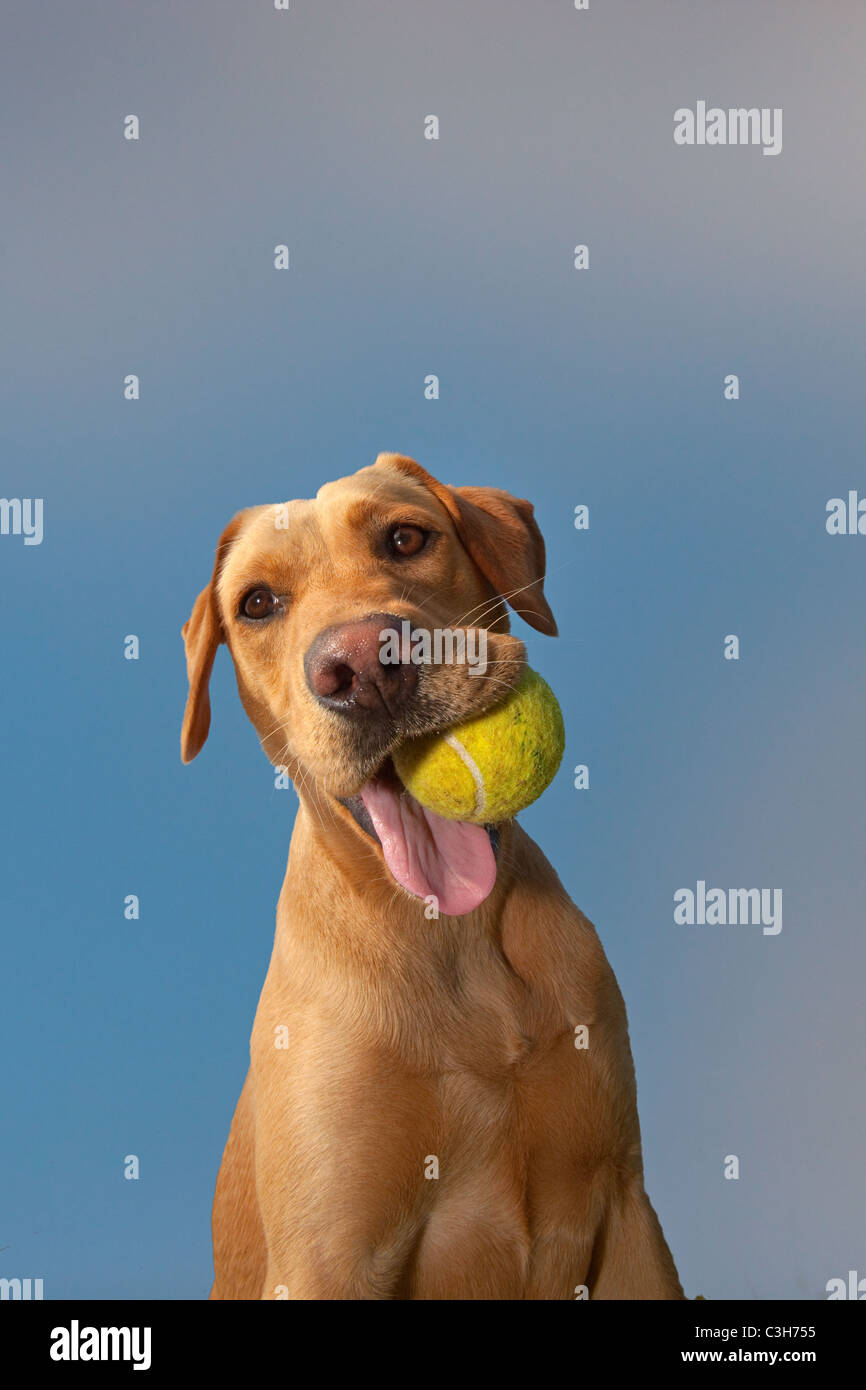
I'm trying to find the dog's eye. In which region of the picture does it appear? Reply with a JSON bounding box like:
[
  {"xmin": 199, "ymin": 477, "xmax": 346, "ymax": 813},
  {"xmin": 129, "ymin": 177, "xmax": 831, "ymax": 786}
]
[
  {"xmin": 389, "ymin": 524, "xmax": 428, "ymax": 558},
  {"xmin": 240, "ymin": 588, "xmax": 278, "ymax": 620}
]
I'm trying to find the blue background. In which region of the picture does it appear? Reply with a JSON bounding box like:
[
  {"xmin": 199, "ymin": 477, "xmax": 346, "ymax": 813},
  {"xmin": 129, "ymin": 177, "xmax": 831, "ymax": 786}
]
[{"xmin": 2, "ymin": 0, "xmax": 864, "ymax": 1299}]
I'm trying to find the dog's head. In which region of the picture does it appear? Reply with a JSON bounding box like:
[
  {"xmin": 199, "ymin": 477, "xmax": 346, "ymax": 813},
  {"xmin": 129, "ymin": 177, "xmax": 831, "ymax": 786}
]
[{"xmin": 181, "ymin": 452, "xmax": 556, "ymax": 914}]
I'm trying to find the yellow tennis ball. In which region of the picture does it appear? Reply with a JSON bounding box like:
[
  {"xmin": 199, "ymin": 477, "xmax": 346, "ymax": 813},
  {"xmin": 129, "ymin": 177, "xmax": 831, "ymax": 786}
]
[{"xmin": 393, "ymin": 668, "xmax": 565, "ymax": 824}]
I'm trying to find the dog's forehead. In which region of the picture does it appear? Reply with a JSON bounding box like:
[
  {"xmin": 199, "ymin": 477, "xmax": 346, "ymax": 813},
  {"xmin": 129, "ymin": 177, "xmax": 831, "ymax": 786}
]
[
  {"xmin": 232, "ymin": 499, "xmax": 316, "ymax": 553},
  {"xmin": 313, "ymin": 460, "xmax": 434, "ymax": 513},
  {"xmin": 216, "ymin": 503, "xmax": 317, "ymax": 595},
  {"xmin": 219, "ymin": 462, "xmax": 444, "ymax": 586},
  {"xmin": 239, "ymin": 462, "xmax": 435, "ymax": 545},
  {"xmin": 254, "ymin": 462, "xmax": 444, "ymax": 545}
]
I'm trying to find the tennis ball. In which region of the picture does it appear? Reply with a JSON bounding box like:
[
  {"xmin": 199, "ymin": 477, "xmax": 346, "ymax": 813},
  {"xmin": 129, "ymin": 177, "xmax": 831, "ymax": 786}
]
[{"xmin": 393, "ymin": 668, "xmax": 565, "ymax": 824}]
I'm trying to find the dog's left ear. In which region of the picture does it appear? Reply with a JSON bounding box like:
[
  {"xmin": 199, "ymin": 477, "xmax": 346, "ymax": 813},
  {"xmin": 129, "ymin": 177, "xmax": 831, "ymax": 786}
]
[
  {"xmin": 378, "ymin": 454, "xmax": 557, "ymax": 635},
  {"xmin": 181, "ymin": 511, "xmax": 248, "ymax": 764}
]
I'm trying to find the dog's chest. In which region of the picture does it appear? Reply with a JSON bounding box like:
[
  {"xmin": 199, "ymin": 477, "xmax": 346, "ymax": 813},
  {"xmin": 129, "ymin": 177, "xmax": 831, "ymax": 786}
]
[
  {"xmin": 256, "ymin": 936, "xmax": 594, "ymax": 1168},
  {"xmin": 251, "ymin": 936, "xmax": 616, "ymax": 1297}
]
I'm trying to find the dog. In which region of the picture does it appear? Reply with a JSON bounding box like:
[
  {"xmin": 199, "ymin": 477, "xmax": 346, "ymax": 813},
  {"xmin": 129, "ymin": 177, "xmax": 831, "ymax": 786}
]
[{"xmin": 181, "ymin": 452, "xmax": 684, "ymax": 1300}]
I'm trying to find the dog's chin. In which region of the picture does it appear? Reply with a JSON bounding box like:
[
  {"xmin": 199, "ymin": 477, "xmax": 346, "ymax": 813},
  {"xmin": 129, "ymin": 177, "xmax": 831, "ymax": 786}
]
[{"xmin": 339, "ymin": 758, "xmax": 501, "ymax": 918}]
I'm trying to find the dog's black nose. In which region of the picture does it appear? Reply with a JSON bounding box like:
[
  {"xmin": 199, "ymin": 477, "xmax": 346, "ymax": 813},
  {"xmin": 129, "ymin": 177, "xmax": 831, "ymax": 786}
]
[{"xmin": 304, "ymin": 613, "xmax": 418, "ymax": 718}]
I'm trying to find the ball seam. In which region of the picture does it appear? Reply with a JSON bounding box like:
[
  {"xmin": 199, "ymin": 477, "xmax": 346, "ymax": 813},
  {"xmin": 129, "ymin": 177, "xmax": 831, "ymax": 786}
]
[{"xmin": 443, "ymin": 733, "xmax": 486, "ymax": 820}]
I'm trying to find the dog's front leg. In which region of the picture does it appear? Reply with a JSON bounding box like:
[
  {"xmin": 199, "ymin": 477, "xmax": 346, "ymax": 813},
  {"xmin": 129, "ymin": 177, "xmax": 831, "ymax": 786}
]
[
  {"xmin": 210, "ymin": 1071, "xmax": 268, "ymax": 1300},
  {"xmin": 587, "ymin": 1181, "xmax": 685, "ymax": 1300}
]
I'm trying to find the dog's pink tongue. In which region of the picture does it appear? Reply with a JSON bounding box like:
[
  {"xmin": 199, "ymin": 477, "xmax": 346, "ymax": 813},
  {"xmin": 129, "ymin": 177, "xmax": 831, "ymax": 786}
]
[{"xmin": 361, "ymin": 780, "xmax": 496, "ymax": 916}]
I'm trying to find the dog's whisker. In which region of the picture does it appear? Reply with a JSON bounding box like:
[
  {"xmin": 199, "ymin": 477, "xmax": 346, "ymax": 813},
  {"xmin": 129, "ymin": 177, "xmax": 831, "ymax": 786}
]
[{"xmin": 447, "ymin": 572, "xmax": 550, "ymax": 630}]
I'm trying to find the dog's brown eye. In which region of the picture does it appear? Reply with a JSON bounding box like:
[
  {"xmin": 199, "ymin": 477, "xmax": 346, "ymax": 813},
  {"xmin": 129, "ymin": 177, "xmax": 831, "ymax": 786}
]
[
  {"xmin": 241, "ymin": 588, "xmax": 278, "ymax": 620},
  {"xmin": 389, "ymin": 524, "xmax": 427, "ymax": 557}
]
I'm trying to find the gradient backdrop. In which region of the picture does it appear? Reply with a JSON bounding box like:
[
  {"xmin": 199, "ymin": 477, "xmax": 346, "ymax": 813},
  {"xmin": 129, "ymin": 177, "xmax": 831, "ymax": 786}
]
[{"xmin": 2, "ymin": 0, "xmax": 864, "ymax": 1299}]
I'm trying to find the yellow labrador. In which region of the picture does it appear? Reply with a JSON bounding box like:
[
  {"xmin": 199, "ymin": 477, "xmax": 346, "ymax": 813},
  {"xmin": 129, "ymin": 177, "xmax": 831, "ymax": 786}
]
[{"xmin": 181, "ymin": 452, "xmax": 683, "ymax": 1300}]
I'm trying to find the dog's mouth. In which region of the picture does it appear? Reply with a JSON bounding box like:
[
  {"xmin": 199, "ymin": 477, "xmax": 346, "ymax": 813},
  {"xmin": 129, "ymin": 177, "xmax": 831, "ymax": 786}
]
[{"xmin": 341, "ymin": 759, "xmax": 500, "ymax": 917}]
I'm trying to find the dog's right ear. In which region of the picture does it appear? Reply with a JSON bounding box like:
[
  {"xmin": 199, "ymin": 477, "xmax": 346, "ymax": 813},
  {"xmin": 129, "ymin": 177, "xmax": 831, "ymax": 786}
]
[{"xmin": 180, "ymin": 512, "xmax": 248, "ymax": 764}]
